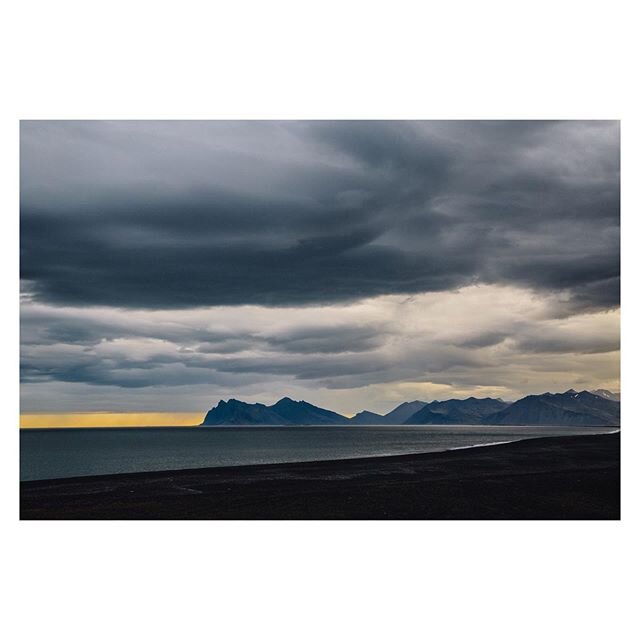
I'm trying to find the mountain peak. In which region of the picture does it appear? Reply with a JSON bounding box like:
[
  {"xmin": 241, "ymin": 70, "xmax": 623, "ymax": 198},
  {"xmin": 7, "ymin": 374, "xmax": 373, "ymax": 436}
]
[
  {"xmin": 404, "ymin": 397, "xmax": 508, "ymax": 425},
  {"xmin": 590, "ymin": 389, "xmax": 621, "ymax": 402},
  {"xmin": 487, "ymin": 389, "xmax": 619, "ymax": 426},
  {"xmin": 383, "ymin": 400, "xmax": 427, "ymax": 423},
  {"xmin": 349, "ymin": 410, "xmax": 387, "ymax": 425}
]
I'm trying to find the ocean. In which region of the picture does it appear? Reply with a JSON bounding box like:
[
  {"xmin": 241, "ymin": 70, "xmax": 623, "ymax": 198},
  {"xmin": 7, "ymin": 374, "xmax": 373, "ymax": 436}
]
[{"xmin": 19, "ymin": 425, "xmax": 617, "ymax": 482}]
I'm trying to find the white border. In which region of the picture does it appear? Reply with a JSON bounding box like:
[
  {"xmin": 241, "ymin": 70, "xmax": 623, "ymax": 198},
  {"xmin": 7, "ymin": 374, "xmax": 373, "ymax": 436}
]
[{"xmin": 2, "ymin": 2, "xmax": 637, "ymax": 639}]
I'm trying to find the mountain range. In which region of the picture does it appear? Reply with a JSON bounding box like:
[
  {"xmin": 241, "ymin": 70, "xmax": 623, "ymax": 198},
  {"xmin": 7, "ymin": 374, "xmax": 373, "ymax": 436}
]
[
  {"xmin": 486, "ymin": 390, "xmax": 620, "ymax": 426},
  {"xmin": 201, "ymin": 389, "xmax": 620, "ymax": 427}
]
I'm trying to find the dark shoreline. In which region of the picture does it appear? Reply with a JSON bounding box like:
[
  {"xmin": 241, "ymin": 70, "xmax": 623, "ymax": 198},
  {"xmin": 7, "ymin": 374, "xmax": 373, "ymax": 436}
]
[{"xmin": 20, "ymin": 432, "xmax": 620, "ymax": 520}]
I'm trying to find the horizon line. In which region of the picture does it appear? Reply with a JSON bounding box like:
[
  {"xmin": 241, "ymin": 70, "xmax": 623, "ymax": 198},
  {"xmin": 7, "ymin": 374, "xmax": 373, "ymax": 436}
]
[{"xmin": 20, "ymin": 386, "xmax": 620, "ymax": 428}]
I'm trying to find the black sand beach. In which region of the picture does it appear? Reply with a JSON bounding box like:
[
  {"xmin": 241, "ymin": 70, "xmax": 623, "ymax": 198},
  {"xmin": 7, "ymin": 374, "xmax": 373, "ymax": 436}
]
[{"xmin": 20, "ymin": 432, "xmax": 620, "ymax": 520}]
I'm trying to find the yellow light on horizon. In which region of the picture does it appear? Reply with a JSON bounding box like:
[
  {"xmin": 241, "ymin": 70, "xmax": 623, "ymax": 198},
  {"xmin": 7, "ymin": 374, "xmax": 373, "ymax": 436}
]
[{"xmin": 20, "ymin": 413, "xmax": 204, "ymax": 428}]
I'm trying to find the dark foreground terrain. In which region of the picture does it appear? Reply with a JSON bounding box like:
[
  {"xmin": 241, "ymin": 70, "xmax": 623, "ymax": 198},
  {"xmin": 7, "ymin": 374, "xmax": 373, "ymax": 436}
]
[{"xmin": 20, "ymin": 432, "xmax": 620, "ymax": 520}]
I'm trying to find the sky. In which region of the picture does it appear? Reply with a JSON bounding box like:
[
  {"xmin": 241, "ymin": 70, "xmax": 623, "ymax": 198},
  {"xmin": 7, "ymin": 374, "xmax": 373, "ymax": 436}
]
[{"xmin": 20, "ymin": 121, "xmax": 620, "ymax": 424}]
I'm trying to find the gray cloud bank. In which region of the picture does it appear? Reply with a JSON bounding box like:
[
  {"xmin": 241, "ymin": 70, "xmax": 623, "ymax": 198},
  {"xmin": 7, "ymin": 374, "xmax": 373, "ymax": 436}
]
[
  {"xmin": 20, "ymin": 286, "xmax": 620, "ymax": 413},
  {"xmin": 21, "ymin": 121, "xmax": 619, "ymax": 312}
]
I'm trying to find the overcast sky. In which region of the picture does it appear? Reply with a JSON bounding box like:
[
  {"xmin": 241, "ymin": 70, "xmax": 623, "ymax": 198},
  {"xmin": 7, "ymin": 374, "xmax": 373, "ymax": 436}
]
[{"xmin": 20, "ymin": 121, "xmax": 620, "ymax": 416}]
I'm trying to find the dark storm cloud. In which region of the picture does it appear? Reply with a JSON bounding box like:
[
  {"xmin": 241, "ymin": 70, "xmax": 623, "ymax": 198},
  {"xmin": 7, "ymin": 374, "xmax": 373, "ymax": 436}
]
[
  {"xmin": 20, "ymin": 357, "xmax": 247, "ymax": 389},
  {"xmin": 20, "ymin": 304, "xmax": 239, "ymax": 347},
  {"xmin": 513, "ymin": 329, "xmax": 620, "ymax": 355},
  {"xmin": 20, "ymin": 120, "xmax": 619, "ymax": 312},
  {"xmin": 21, "ymin": 304, "xmax": 386, "ymax": 355},
  {"xmin": 457, "ymin": 331, "xmax": 510, "ymax": 349},
  {"xmin": 265, "ymin": 324, "xmax": 387, "ymax": 354}
]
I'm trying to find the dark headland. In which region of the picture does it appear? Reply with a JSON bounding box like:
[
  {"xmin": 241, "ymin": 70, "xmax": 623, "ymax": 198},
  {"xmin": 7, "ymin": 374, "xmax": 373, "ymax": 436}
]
[{"xmin": 20, "ymin": 432, "xmax": 620, "ymax": 520}]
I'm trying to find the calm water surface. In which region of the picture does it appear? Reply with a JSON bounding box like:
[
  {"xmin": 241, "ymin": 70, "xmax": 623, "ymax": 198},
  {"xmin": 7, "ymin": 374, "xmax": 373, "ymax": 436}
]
[{"xmin": 20, "ymin": 425, "xmax": 616, "ymax": 481}]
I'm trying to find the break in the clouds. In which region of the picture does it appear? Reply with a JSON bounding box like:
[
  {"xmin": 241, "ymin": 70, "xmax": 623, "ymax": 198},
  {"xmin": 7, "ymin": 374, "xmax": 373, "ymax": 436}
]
[{"xmin": 20, "ymin": 121, "xmax": 620, "ymax": 415}]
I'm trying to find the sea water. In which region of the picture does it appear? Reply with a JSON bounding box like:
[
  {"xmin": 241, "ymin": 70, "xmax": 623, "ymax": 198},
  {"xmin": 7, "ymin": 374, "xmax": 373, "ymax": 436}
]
[{"xmin": 20, "ymin": 425, "xmax": 615, "ymax": 481}]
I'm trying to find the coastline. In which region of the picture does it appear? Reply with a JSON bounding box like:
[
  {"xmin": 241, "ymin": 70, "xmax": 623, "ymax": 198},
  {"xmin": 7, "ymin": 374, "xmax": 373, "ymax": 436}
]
[{"xmin": 20, "ymin": 432, "xmax": 620, "ymax": 520}]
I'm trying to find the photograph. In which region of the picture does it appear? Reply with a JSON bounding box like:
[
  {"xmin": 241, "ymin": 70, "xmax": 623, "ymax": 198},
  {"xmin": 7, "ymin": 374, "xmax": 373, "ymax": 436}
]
[{"xmin": 19, "ymin": 120, "xmax": 620, "ymax": 520}]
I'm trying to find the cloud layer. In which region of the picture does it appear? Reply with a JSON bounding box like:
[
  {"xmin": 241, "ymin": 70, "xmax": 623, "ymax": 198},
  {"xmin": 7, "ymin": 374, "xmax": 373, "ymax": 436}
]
[
  {"xmin": 20, "ymin": 121, "xmax": 620, "ymax": 415},
  {"xmin": 21, "ymin": 121, "xmax": 619, "ymax": 311},
  {"xmin": 20, "ymin": 285, "xmax": 620, "ymax": 414}
]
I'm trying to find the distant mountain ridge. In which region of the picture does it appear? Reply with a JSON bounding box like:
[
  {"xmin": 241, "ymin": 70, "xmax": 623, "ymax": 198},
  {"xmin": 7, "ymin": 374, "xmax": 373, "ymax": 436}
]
[
  {"xmin": 486, "ymin": 390, "xmax": 620, "ymax": 426},
  {"xmin": 202, "ymin": 397, "xmax": 349, "ymax": 426},
  {"xmin": 404, "ymin": 397, "xmax": 509, "ymax": 425},
  {"xmin": 382, "ymin": 401, "xmax": 427, "ymax": 424},
  {"xmin": 590, "ymin": 389, "xmax": 620, "ymax": 402},
  {"xmin": 201, "ymin": 389, "xmax": 620, "ymax": 427},
  {"xmin": 349, "ymin": 410, "xmax": 388, "ymax": 425}
]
